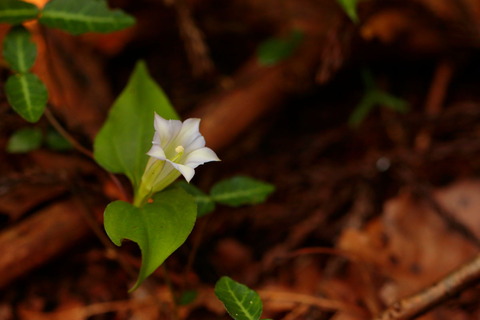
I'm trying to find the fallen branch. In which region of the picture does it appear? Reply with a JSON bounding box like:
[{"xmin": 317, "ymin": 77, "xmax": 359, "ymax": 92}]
[
  {"xmin": 374, "ymin": 253, "xmax": 480, "ymax": 320},
  {"xmin": 0, "ymin": 199, "xmax": 91, "ymax": 288}
]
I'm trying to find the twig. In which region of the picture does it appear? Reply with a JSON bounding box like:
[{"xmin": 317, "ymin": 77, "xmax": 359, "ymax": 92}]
[
  {"xmin": 37, "ymin": 25, "xmax": 92, "ymax": 157},
  {"xmin": 373, "ymin": 253, "xmax": 480, "ymax": 320},
  {"xmin": 185, "ymin": 215, "xmax": 209, "ymax": 276},
  {"xmin": 39, "ymin": 25, "xmax": 130, "ymax": 202},
  {"xmin": 45, "ymin": 105, "xmax": 131, "ymax": 202},
  {"xmin": 414, "ymin": 59, "xmax": 454, "ymax": 152},
  {"xmin": 174, "ymin": 0, "xmax": 214, "ymax": 77},
  {"xmin": 425, "ymin": 59, "xmax": 454, "ymax": 117},
  {"xmin": 44, "ymin": 107, "xmax": 94, "ymax": 158}
]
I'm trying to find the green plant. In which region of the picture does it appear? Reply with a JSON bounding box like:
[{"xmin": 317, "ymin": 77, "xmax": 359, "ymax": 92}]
[
  {"xmin": 176, "ymin": 176, "xmax": 275, "ymax": 217},
  {"xmin": 93, "ymin": 61, "xmax": 275, "ymax": 291},
  {"xmin": 6, "ymin": 127, "xmax": 43, "ymax": 153},
  {"xmin": 337, "ymin": 0, "xmax": 361, "ymax": 23},
  {"xmin": 215, "ymin": 276, "xmax": 270, "ymax": 320},
  {"xmin": 2, "ymin": 0, "xmax": 275, "ymax": 294},
  {"xmin": 0, "ymin": 0, "xmax": 135, "ymax": 123},
  {"xmin": 256, "ymin": 29, "xmax": 304, "ymax": 66},
  {"xmin": 7, "ymin": 126, "xmax": 71, "ymax": 153},
  {"xmin": 349, "ymin": 69, "xmax": 408, "ymax": 126}
]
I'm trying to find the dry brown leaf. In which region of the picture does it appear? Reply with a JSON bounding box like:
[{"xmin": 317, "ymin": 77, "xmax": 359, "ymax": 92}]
[
  {"xmin": 336, "ymin": 180, "xmax": 480, "ymax": 319},
  {"xmin": 434, "ymin": 179, "xmax": 480, "ymax": 240},
  {"xmin": 292, "ymin": 256, "xmax": 323, "ymax": 294}
]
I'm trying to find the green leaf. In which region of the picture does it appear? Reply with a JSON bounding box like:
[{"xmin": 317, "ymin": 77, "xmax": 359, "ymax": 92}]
[
  {"xmin": 214, "ymin": 276, "xmax": 263, "ymax": 320},
  {"xmin": 3, "ymin": 25, "xmax": 37, "ymax": 73},
  {"xmin": 257, "ymin": 30, "xmax": 304, "ymax": 66},
  {"xmin": 104, "ymin": 188, "xmax": 196, "ymax": 291},
  {"xmin": 6, "ymin": 127, "xmax": 42, "ymax": 153},
  {"xmin": 5, "ymin": 72, "xmax": 48, "ymax": 123},
  {"xmin": 177, "ymin": 290, "xmax": 198, "ymax": 305},
  {"xmin": 210, "ymin": 176, "xmax": 275, "ymax": 207},
  {"xmin": 337, "ymin": 0, "xmax": 360, "ymax": 23},
  {"xmin": 175, "ymin": 181, "xmax": 215, "ymax": 217},
  {"xmin": 349, "ymin": 69, "xmax": 408, "ymax": 126},
  {"xmin": 45, "ymin": 127, "xmax": 72, "ymax": 151},
  {"xmin": 348, "ymin": 92, "xmax": 375, "ymax": 126},
  {"xmin": 0, "ymin": 0, "xmax": 39, "ymax": 25},
  {"xmin": 375, "ymin": 91, "xmax": 408, "ymax": 113},
  {"xmin": 93, "ymin": 60, "xmax": 179, "ymax": 190},
  {"xmin": 39, "ymin": 0, "xmax": 135, "ymax": 35}
]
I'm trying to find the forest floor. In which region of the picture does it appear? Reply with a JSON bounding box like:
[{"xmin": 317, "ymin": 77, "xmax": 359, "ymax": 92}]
[{"xmin": 2, "ymin": 0, "xmax": 480, "ymax": 319}]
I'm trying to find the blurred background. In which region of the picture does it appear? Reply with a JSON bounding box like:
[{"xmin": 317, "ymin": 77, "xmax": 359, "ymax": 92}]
[{"xmin": 2, "ymin": 0, "xmax": 480, "ymax": 319}]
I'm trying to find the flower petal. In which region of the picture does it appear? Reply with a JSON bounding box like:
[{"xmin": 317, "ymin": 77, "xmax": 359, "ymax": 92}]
[
  {"xmin": 154, "ymin": 113, "xmax": 182, "ymax": 147},
  {"xmin": 139, "ymin": 114, "xmax": 220, "ymax": 200},
  {"xmin": 185, "ymin": 147, "xmax": 220, "ymax": 167},
  {"xmin": 184, "ymin": 135, "xmax": 206, "ymax": 152},
  {"xmin": 176, "ymin": 118, "xmax": 205, "ymax": 149},
  {"xmin": 147, "ymin": 144, "xmax": 166, "ymax": 160},
  {"xmin": 168, "ymin": 161, "xmax": 195, "ymax": 182},
  {"xmin": 153, "ymin": 114, "xmax": 171, "ymax": 144}
]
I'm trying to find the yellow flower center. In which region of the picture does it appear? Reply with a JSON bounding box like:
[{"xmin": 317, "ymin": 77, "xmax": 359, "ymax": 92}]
[
  {"xmin": 171, "ymin": 145, "xmax": 185, "ymax": 163},
  {"xmin": 175, "ymin": 145, "xmax": 184, "ymax": 153}
]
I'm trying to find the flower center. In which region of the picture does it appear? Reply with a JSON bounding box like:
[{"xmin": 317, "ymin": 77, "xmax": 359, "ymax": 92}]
[
  {"xmin": 175, "ymin": 145, "xmax": 184, "ymax": 153},
  {"xmin": 171, "ymin": 145, "xmax": 185, "ymax": 163}
]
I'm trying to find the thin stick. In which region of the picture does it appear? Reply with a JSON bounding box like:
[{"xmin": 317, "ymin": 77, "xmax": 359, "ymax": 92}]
[
  {"xmin": 185, "ymin": 215, "xmax": 209, "ymax": 275},
  {"xmin": 374, "ymin": 253, "xmax": 480, "ymax": 320},
  {"xmin": 44, "ymin": 107, "xmax": 94, "ymax": 158},
  {"xmin": 39, "ymin": 27, "xmax": 131, "ymax": 202},
  {"xmin": 37, "ymin": 25, "xmax": 94, "ymax": 158}
]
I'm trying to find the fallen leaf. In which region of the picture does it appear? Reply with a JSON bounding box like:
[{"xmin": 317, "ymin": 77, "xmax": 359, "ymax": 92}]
[{"xmin": 335, "ymin": 181, "xmax": 480, "ymax": 319}]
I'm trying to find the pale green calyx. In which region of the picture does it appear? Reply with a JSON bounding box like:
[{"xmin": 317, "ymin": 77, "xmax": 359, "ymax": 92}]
[{"xmin": 134, "ymin": 113, "xmax": 220, "ymax": 207}]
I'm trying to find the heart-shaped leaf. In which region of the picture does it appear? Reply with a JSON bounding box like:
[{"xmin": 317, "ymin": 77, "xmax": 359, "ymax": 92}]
[
  {"xmin": 215, "ymin": 276, "xmax": 263, "ymax": 320},
  {"xmin": 3, "ymin": 25, "xmax": 37, "ymax": 73},
  {"xmin": 39, "ymin": 0, "xmax": 135, "ymax": 35},
  {"xmin": 5, "ymin": 72, "xmax": 48, "ymax": 123},
  {"xmin": 104, "ymin": 188, "xmax": 196, "ymax": 291},
  {"xmin": 210, "ymin": 176, "xmax": 275, "ymax": 207},
  {"xmin": 93, "ymin": 60, "xmax": 179, "ymax": 190},
  {"xmin": 0, "ymin": 0, "xmax": 39, "ymax": 25}
]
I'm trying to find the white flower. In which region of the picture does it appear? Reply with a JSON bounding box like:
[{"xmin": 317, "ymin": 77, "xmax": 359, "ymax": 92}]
[{"xmin": 134, "ymin": 113, "xmax": 220, "ymax": 206}]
